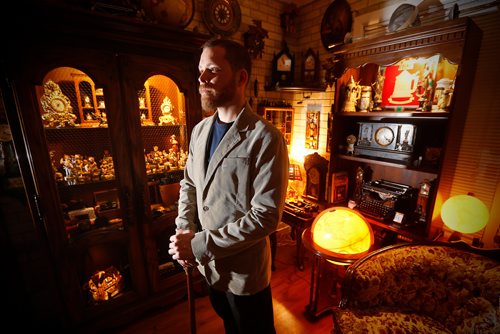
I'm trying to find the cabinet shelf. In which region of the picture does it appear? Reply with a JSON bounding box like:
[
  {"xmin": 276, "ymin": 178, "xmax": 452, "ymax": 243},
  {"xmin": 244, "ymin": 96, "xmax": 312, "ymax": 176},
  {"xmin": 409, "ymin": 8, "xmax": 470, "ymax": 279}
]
[
  {"xmin": 57, "ymin": 178, "xmax": 116, "ymax": 189},
  {"xmin": 336, "ymin": 111, "xmax": 449, "ymax": 120},
  {"xmin": 270, "ymin": 85, "xmax": 326, "ymax": 92},
  {"xmin": 338, "ymin": 154, "xmax": 439, "ymax": 174},
  {"xmin": 338, "ymin": 153, "xmax": 410, "ymax": 169},
  {"xmin": 68, "ymin": 225, "xmax": 127, "ymax": 247},
  {"xmin": 363, "ymin": 215, "xmax": 428, "ymax": 241},
  {"xmin": 45, "ymin": 126, "xmax": 108, "ymax": 132}
]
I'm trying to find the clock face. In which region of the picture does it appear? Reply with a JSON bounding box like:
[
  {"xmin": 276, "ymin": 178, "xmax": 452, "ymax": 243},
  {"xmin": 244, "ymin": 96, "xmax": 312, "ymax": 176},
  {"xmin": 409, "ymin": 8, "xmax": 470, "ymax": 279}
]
[
  {"xmin": 355, "ymin": 122, "xmax": 416, "ymax": 162},
  {"xmin": 203, "ymin": 0, "xmax": 241, "ymax": 36},
  {"xmin": 309, "ymin": 168, "xmax": 320, "ymax": 185},
  {"xmin": 50, "ymin": 98, "xmax": 67, "ymax": 113},
  {"xmin": 374, "ymin": 126, "xmax": 395, "ymax": 147},
  {"xmin": 277, "ymin": 54, "xmax": 292, "ymax": 72},
  {"xmin": 305, "ymin": 55, "xmax": 315, "ymax": 70}
]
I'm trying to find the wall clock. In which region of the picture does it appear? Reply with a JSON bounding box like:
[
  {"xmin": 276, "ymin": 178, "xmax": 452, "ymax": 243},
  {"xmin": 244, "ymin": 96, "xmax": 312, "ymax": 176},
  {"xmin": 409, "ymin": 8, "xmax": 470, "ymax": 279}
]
[
  {"xmin": 203, "ymin": 0, "xmax": 241, "ymax": 36},
  {"xmin": 301, "ymin": 48, "xmax": 320, "ymax": 85},
  {"xmin": 272, "ymin": 43, "xmax": 294, "ymax": 88}
]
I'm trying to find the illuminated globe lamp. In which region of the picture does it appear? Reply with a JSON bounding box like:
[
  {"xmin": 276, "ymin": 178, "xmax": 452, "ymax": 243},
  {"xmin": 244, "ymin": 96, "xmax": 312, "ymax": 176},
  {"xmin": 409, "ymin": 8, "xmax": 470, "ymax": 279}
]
[
  {"xmin": 441, "ymin": 194, "xmax": 489, "ymax": 244},
  {"xmin": 302, "ymin": 207, "xmax": 374, "ymax": 317},
  {"xmin": 309, "ymin": 207, "xmax": 374, "ymax": 264}
]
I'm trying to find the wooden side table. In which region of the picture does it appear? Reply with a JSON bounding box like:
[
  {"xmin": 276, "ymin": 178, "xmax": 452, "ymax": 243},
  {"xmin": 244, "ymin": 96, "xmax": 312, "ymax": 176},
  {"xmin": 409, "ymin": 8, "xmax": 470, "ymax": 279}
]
[
  {"xmin": 302, "ymin": 228, "xmax": 358, "ymax": 318},
  {"xmin": 270, "ymin": 209, "xmax": 316, "ymax": 271}
]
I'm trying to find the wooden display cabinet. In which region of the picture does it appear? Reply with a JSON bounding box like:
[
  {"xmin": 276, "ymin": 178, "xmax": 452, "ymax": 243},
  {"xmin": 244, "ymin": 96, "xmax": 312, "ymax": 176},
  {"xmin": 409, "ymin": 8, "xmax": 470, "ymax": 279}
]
[
  {"xmin": 0, "ymin": 3, "xmax": 208, "ymax": 332},
  {"xmin": 328, "ymin": 18, "xmax": 482, "ymax": 241}
]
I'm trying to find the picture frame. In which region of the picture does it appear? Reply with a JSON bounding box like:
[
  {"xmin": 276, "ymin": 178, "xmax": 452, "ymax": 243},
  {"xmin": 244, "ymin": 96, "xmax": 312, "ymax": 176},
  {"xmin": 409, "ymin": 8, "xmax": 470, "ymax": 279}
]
[
  {"xmin": 380, "ymin": 55, "xmax": 458, "ymax": 111},
  {"xmin": 305, "ymin": 108, "xmax": 320, "ymax": 150},
  {"xmin": 330, "ymin": 171, "xmax": 348, "ymax": 204}
]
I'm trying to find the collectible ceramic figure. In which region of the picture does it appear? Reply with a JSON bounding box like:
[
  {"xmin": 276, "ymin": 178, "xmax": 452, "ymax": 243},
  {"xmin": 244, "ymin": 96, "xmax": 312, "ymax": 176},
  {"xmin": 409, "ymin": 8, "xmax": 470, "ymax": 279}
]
[
  {"xmin": 353, "ymin": 166, "xmax": 364, "ymax": 202},
  {"xmin": 342, "ymin": 75, "xmax": 360, "ymax": 112},
  {"xmin": 358, "ymin": 86, "xmax": 372, "ymax": 112},
  {"xmin": 346, "ymin": 134, "xmax": 356, "ymax": 155},
  {"xmin": 415, "ymin": 65, "xmax": 435, "ymax": 111},
  {"xmin": 138, "ymin": 97, "xmax": 146, "ymax": 109},
  {"xmin": 372, "ymin": 70, "xmax": 384, "ymax": 111},
  {"xmin": 159, "ymin": 96, "xmax": 177, "ymax": 125},
  {"xmin": 170, "ymin": 134, "xmax": 179, "ymax": 153}
]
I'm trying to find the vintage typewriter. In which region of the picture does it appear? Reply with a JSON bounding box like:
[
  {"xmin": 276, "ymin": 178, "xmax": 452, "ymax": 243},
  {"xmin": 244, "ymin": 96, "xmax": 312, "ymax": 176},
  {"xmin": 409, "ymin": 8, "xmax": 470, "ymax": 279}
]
[{"xmin": 356, "ymin": 179, "xmax": 417, "ymax": 224}]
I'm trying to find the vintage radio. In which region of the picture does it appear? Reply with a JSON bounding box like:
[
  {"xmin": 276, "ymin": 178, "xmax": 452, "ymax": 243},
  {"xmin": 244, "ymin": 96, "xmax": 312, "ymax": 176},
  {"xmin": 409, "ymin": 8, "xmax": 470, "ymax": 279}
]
[{"xmin": 356, "ymin": 179, "xmax": 418, "ymax": 225}]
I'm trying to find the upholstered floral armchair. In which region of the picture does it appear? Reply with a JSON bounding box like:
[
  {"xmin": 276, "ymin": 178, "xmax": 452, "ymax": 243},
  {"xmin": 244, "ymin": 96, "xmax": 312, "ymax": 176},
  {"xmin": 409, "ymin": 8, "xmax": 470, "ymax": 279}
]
[{"xmin": 332, "ymin": 242, "xmax": 500, "ymax": 333}]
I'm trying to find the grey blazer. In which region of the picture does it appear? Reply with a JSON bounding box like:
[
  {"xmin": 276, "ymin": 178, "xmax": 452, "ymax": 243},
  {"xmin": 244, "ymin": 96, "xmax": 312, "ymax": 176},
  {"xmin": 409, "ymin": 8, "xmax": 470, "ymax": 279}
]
[{"xmin": 175, "ymin": 103, "xmax": 289, "ymax": 295}]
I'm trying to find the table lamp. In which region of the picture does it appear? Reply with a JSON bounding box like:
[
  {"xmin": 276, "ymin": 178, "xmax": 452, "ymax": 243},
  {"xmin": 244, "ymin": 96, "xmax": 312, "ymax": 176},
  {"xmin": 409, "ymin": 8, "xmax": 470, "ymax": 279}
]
[{"xmin": 441, "ymin": 194, "xmax": 489, "ymax": 243}]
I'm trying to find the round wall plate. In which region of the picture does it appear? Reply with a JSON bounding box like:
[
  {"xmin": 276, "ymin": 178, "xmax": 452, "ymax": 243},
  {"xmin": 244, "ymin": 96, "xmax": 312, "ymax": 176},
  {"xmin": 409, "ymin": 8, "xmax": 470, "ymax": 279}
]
[
  {"xmin": 388, "ymin": 4, "xmax": 420, "ymax": 32},
  {"xmin": 203, "ymin": 0, "xmax": 241, "ymax": 36},
  {"xmin": 320, "ymin": 0, "xmax": 353, "ymax": 50},
  {"xmin": 141, "ymin": 0, "xmax": 194, "ymax": 28}
]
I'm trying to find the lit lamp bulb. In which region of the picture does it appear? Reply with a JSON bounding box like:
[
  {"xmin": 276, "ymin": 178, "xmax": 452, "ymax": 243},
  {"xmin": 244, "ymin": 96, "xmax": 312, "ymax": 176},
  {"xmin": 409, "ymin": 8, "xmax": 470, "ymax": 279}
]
[
  {"xmin": 441, "ymin": 194, "xmax": 489, "ymax": 234},
  {"xmin": 311, "ymin": 207, "xmax": 373, "ymax": 262}
]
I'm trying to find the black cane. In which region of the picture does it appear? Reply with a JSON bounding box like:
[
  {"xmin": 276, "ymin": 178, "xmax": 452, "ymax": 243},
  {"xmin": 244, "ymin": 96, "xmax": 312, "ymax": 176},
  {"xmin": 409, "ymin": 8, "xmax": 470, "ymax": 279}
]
[{"xmin": 184, "ymin": 266, "xmax": 196, "ymax": 334}]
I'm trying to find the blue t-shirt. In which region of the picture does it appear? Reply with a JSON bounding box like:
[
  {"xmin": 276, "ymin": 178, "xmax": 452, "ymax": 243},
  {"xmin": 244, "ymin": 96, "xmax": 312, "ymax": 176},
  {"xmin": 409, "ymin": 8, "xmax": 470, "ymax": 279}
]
[{"xmin": 207, "ymin": 117, "xmax": 233, "ymax": 165}]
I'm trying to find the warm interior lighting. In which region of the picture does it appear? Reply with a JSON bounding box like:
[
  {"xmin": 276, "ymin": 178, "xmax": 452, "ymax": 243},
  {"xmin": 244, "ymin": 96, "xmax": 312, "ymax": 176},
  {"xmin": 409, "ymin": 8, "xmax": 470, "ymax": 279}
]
[
  {"xmin": 311, "ymin": 207, "xmax": 373, "ymax": 259},
  {"xmin": 288, "ymin": 163, "xmax": 302, "ymax": 181},
  {"xmin": 287, "ymin": 163, "xmax": 303, "ymax": 200},
  {"xmin": 441, "ymin": 194, "xmax": 489, "ymax": 234}
]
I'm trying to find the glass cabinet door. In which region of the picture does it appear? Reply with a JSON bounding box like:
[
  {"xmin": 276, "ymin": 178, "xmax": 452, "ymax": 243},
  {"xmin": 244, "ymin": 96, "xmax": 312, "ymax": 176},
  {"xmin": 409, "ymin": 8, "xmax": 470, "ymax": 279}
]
[
  {"xmin": 117, "ymin": 49, "xmax": 202, "ymax": 295},
  {"xmin": 135, "ymin": 74, "xmax": 188, "ymax": 291},
  {"xmin": 36, "ymin": 66, "xmax": 134, "ymax": 308}
]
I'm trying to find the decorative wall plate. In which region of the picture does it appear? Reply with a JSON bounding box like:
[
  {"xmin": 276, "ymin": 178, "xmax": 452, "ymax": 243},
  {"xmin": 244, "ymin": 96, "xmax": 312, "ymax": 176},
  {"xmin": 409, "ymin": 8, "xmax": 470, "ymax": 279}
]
[
  {"xmin": 141, "ymin": 0, "xmax": 195, "ymax": 28},
  {"xmin": 320, "ymin": 0, "xmax": 352, "ymax": 50},
  {"xmin": 203, "ymin": 0, "xmax": 241, "ymax": 36}
]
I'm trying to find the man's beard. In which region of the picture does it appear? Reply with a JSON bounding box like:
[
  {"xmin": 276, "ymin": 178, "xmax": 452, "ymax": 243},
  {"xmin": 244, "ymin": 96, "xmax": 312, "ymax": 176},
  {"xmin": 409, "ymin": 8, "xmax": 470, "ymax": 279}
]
[{"xmin": 200, "ymin": 78, "xmax": 237, "ymax": 112}]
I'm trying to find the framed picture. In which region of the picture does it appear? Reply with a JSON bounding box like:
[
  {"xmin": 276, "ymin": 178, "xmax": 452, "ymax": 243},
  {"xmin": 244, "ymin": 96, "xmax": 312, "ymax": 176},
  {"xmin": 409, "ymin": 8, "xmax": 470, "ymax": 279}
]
[
  {"xmin": 326, "ymin": 104, "xmax": 333, "ymax": 152},
  {"xmin": 305, "ymin": 108, "xmax": 320, "ymax": 150},
  {"xmin": 330, "ymin": 171, "xmax": 348, "ymax": 204},
  {"xmin": 381, "ymin": 55, "xmax": 440, "ymax": 110}
]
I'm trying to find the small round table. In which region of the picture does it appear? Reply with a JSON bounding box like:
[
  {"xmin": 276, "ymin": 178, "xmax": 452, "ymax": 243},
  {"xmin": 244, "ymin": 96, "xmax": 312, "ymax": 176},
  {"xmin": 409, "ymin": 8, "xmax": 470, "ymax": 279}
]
[{"xmin": 301, "ymin": 227, "xmax": 365, "ymax": 319}]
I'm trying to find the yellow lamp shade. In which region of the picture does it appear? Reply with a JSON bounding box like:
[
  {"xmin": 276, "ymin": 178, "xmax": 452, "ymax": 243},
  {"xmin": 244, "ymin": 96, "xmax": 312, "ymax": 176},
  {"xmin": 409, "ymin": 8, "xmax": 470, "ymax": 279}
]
[
  {"xmin": 311, "ymin": 207, "xmax": 373, "ymax": 257},
  {"xmin": 441, "ymin": 194, "xmax": 489, "ymax": 234}
]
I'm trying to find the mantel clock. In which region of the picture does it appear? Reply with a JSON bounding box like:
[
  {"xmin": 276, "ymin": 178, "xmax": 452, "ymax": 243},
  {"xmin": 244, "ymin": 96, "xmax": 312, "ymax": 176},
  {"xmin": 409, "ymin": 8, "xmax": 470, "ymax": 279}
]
[{"xmin": 354, "ymin": 122, "xmax": 417, "ymax": 163}]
